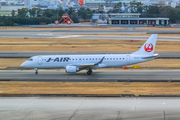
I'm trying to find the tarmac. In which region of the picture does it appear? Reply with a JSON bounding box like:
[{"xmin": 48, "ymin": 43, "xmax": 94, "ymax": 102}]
[
  {"xmin": 0, "ymin": 29, "xmax": 180, "ymax": 40},
  {"xmin": 0, "ymin": 97, "xmax": 180, "ymax": 120},
  {"xmin": 0, "ymin": 70, "xmax": 180, "ymax": 82}
]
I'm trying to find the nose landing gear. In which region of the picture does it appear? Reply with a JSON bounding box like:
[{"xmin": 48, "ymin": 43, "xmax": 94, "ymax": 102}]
[
  {"xmin": 34, "ymin": 68, "xmax": 38, "ymax": 75},
  {"xmin": 87, "ymin": 69, "xmax": 92, "ymax": 75}
]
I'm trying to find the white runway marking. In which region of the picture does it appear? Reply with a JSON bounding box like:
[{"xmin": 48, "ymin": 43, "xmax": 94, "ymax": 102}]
[
  {"xmin": 38, "ymin": 33, "xmax": 53, "ymax": 35},
  {"xmin": 55, "ymin": 35, "xmax": 83, "ymax": 38}
]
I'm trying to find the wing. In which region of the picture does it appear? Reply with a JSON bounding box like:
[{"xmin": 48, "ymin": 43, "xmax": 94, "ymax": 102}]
[{"xmin": 73, "ymin": 56, "xmax": 105, "ymax": 70}]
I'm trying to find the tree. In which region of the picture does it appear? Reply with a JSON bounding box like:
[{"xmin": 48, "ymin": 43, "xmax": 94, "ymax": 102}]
[
  {"xmin": 11, "ymin": 10, "xmax": 15, "ymax": 17},
  {"xmin": 97, "ymin": 4, "xmax": 104, "ymax": 13},
  {"xmin": 36, "ymin": 8, "xmax": 42, "ymax": 17},
  {"xmin": 137, "ymin": 6, "xmax": 143, "ymax": 13},
  {"xmin": 43, "ymin": 9, "xmax": 54, "ymax": 18},
  {"xmin": 147, "ymin": 6, "xmax": 159, "ymax": 16},
  {"xmin": 70, "ymin": 12, "xmax": 79, "ymax": 23},
  {"xmin": 58, "ymin": 7, "xmax": 65, "ymax": 17},
  {"xmin": 159, "ymin": 9, "xmax": 169, "ymax": 18},
  {"xmin": 65, "ymin": 7, "xmax": 75, "ymax": 16},
  {"xmin": 0, "ymin": 22, "xmax": 4, "ymax": 26},
  {"xmin": 18, "ymin": 8, "xmax": 29, "ymax": 17},
  {"xmin": 29, "ymin": 8, "xmax": 36, "ymax": 17},
  {"xmin": 168, "ymin": 8, "xmax": 179, "ymax": 23},
  {"xmin": 113, "ymin": 2, "xmax": 122, "ymax": 13},
  {"xmin": 78, "ymin": 8, "xmax": 93, "ymax": 21},
  {"xmin": 130, "ymin": 1, "xmax": 137, "ymax": 13},
  {"xmin": 130, "ymin": 1, "xmax": 143, "ymax": 13}
]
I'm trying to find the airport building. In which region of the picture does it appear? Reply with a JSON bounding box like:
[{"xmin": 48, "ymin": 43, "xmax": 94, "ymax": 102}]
[
  {"xmin": 109, "ymin": 13, "xmax": 169, "ymax": 25},
  {"xmin": 85, "ymin": 0, "xmax": 131, "ymax": 9}
]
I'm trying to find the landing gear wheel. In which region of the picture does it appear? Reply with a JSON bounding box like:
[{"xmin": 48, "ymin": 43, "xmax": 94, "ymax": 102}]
[
  {"xmin": 34, "ymin": 68, "xmax": 38, "ymax": 75},
  {"xmin": 87, "ymin": 69, "xmax": 92, "ymax": 75}
]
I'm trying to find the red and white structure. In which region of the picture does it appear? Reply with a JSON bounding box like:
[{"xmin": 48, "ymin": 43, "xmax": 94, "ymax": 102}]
[{"xmin": 58, "ymin": 14, "xmax": 74, "ymax": 25}]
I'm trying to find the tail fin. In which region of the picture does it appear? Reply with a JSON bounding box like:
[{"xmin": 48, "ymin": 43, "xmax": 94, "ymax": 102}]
[{"xmin": 131, "ymin": 34, "xmax": 158, "ymax": 56}]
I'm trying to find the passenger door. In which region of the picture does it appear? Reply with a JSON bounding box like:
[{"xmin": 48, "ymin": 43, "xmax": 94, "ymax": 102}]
[
  {"xmin": 126, "ymin": 55, "xmax": 130, "ymax": 63},
  {"xmin": 38, "ymin": 56, "xmax": 42, "ymax": 65}
]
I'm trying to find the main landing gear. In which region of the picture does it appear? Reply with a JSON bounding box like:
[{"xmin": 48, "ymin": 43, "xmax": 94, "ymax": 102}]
[
  {"xmin": 87, "ymin": 69, "xmax": 92, "ymax": 75},
  {"xmin": 34, "ymin": 68, "xmax": 38, "ymax": 75}
]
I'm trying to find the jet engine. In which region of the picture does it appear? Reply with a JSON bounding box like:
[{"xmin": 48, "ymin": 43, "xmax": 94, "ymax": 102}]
[{"xmin": 65, "ymin": 66, "xmax": 79, "ymax": 73}]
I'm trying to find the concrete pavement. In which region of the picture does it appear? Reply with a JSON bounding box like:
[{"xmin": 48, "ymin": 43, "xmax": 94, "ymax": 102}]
[{"xmin": 0, "ymin": 97, "xmax": 180, "ymax": 120}]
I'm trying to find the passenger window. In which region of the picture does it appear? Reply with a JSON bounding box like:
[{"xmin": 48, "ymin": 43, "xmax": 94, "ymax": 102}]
[
  {"xmin": 113, "ymin": 58, "xmax": 115, "ymax": 60},
  {"xmin": 110, "ymin": 58, "xmax": 112, "ymax": 60},
  {"xmin": 107, "ymin": 58, "xmax": 109, "ymax": 60},
  {"xmin": 116, "ymin": 58, "xmax": 118, "ymax": 60},
  {"xmin": 93, "ymin": 58, "xmax": 94, "ymax": 60},
  {"xmin": 99, "ymin": 58, "xmax": 100, "ymax": 60},
  {"xmin": 83, "ymin": 59, "xmax": 84, "ymax": 60},
  {"xmin": 86, "ymin": 58, "xmax": 88, "ymax": 60},
  {"xmin": 90, "ymin": 58, "xmax": 91, "ymax": 60}
]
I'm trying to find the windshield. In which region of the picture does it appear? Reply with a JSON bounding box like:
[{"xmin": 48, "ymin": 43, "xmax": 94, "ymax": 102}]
[{"xmin": 27, "ymin": 58, "xmax": 33, "ymax": 61}]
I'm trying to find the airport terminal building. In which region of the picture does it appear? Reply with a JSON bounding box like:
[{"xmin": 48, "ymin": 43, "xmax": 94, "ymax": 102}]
[{"xmin": 109, "ymin": 13, "xmax": 169, "ymax": 25}]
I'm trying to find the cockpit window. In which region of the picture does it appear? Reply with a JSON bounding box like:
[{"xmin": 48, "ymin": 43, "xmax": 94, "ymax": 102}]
[{"xmin": 28, "ymin": 58, "xmax": 33, "ymax": 61}]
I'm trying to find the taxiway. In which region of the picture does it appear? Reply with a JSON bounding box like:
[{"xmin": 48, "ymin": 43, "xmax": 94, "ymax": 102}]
[
  {"xmin": 0, "ymin": 30, "xmax": 180, "ymax": 40},
  {"xmin": 0, "ymin": 70, "xmax": 180, "ymax": 82}
]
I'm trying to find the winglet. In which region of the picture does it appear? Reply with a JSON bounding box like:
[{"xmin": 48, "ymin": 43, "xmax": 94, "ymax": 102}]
[{"xmin": 95, "ymin": 56, "xmax": 105, "ymax": 65}]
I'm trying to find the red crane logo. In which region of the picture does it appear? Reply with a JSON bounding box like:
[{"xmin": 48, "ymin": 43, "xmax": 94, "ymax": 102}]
[{"xmin": 144, "ymin": 43, "xmax": 153, "ymax": 52}]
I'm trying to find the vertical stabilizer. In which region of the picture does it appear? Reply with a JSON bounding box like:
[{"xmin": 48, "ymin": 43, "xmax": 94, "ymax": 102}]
[{"xmin": 131, "ymin": 34, "xmax": 158, "ymax": 56}]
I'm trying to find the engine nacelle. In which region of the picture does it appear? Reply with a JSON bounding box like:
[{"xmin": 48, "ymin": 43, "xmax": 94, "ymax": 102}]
[{"xmin": 66, "ymin": 66, "xmax": 79, "ymax": 73}]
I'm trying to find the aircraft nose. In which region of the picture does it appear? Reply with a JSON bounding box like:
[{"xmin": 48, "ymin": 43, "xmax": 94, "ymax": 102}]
[{"xmin": 21, "ymin": 62, "xmax": 26, "ymax": 67}]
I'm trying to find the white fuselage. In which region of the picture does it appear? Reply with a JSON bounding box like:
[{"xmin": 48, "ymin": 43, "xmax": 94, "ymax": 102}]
[
  {"xmin": 21, "ymin": 34, "xmax": 158, "ymax": 74},
  {"xmin": 21, "ymin": 54, "xmax": 153, "ymax": 69}
]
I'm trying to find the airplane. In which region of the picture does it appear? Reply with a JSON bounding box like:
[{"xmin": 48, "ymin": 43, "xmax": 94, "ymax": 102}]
[{"xmin": 21, "ymin": 34, "xmax": 158, "ymax": 75}]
